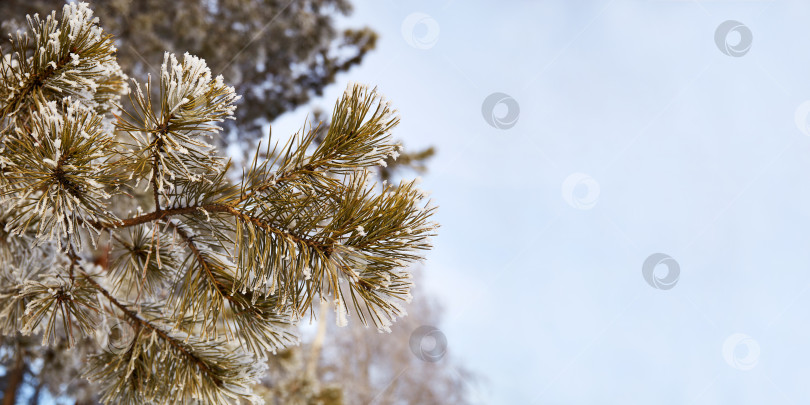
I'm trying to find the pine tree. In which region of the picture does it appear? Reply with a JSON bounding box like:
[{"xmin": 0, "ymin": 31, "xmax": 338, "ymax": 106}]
[
  {"xmin": 0, "ymin": 4, "xmax": 436, "ymax": 404},
  {"xmin": 1, "ymin": 0, "xmax": 379, "ymax": 144}
]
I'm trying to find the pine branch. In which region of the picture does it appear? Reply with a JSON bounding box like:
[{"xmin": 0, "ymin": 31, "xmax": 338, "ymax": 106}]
[
  {"xmin": 0, "ymin": 3, "xmax": 437, "ymax": 402},
  {"xmin": 93, "ymin": 203, "xmax": 330, "ymax": 252},
  {"xmin": 83, "ymin": 273, "xmax": 218, "ymax": 380},
  {"xmin": 0, "ymin": 3, "xmax": 127, "ymax": 119},
  {"xmin": 166, "ymin": 218, "xmax": 298, "ymax": 353}
]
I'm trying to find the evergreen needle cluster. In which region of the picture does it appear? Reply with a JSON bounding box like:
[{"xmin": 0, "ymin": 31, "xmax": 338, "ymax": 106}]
[{"xmin": 0, "ymin": 3, "xmax": 436, "ymax": 404}]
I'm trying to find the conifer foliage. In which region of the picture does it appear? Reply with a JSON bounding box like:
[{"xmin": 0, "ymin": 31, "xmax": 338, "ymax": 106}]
[{"xmin": 0, "ymin": 4, "xmax": 436, "ymax": 404}]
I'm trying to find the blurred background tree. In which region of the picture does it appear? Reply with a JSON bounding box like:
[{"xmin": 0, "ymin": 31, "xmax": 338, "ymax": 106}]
[
  {"xmin": 0, "ymin": 1, "xmax": 465, "ymax": 404},
  {"xmin": 257, "ymin": 268, "xmax": 474, "ymax": 405},
  {"xmin": 0, "ymin": 0, "xmax": 375, "ymax": 143}
]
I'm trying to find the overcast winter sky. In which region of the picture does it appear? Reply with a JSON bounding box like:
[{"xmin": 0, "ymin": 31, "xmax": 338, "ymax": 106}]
[{"xmin": 271, "ymin": 0, "xmax": 810, "ymax": 403}]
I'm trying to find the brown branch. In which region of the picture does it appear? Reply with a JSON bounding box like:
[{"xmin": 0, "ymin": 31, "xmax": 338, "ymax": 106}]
[
  {"xmin": 93, "ymin": 203, "xmax": 331, "ymax": 253},
  {"xmin": 1, "ymin": 346, "xmax": 24, "ymax": 405},
  {"xmin": 164, "ymin": 220, "xmax": 235, "ymax": 302},
  {"xmin": 162, "ymin": 221, "xmax": 280, "ymax": 334},
  {"xmin": 206, "ymin": 204, "xmax": 330, "ymax": 253},
  {"xmin": 82, "ymin": 273, "xmax": 221, "ymax": 385},
  {"xmin": 151, "ymin": 152, "xmax": 162, "ymax": 212},
  {"xmin": 150, "ymin": 115, "xmax": 173, "ymax": 213},
  {"xmin": 67, "ymin": 245, "xmax": 79, "ymax": 282}
]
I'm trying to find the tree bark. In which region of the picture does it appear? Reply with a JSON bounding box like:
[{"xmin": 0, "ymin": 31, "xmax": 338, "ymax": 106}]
[{"xmin": 2, "ymin": 348, "xmax": 25, "ymax": 405}]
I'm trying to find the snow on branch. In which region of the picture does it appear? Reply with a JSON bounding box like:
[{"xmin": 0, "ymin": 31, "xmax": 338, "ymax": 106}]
[{"xmin": 0, "ymin": 3, "xmax": 437, "ymax": 404}]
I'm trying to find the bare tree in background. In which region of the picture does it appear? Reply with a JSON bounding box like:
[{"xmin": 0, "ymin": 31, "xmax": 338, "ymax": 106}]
[{"xmin": 258, "ymin": 268, "xmax": 476, "ymax": 404}]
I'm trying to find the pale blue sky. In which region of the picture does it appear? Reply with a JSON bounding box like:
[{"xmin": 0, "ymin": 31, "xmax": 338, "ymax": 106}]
[{"xmin": 271, "ymin": 0, "xmax": 810, "ymax": 403}]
